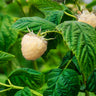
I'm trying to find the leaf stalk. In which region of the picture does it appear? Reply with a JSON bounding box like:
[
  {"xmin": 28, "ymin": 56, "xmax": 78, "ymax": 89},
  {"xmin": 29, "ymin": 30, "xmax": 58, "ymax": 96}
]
[{"xmin": 0, "ymin": 79, "xmax": 43, "ymax": 96}]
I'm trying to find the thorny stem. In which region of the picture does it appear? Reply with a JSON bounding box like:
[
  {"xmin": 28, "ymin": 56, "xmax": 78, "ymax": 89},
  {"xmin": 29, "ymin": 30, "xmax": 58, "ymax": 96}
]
[
  {"xmin": 64, "ymin": 11, "xmax": 77, "ymax": 19},
  {"xmin": 0, "ymin": 79, "xmax": 43, "ymax": 96}
]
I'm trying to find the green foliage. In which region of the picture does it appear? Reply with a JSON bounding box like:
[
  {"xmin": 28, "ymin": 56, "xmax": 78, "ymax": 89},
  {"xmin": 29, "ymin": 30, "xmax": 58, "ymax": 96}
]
[
  {"xmin": 86, "ymin": 0, "xmax": 96, "ymax": 9},
  {"xmin": 29, "ymin": 5, "xmax": 45, "ymax": 17},
  {"xmin": 8, "ymin": 68, "xmax": 45, "ymax": 89},
  {"xmin": 65, "ymin": 0, "xmax": 79, "ymax": 4},
  {"xmin": 45, "ymin": 4, "xmax": 75, "ymax": 25},
  {"xmin": 11, "ymin": 17, "xmax": 56, "ymax": 32},
  {"xmin": 15, "ymin": 87, "xmax": 32, "ymax": 96},
  {"xmin": 56, "ymin": 21, "xmax": 96, "ymax": 78},
  {"xmin": 0, "ymin": 74, "xmax": 7, "ymax": 83},
  {"xmin": 86, "ymin": 69, "xmax": 96, "ymax": 94},
  {"xmin": 0, "ymin": 15, "xmax": 18, "ymax": 52},
  {"xmin": 45, "ymin": 10, "xmax": 64, "ymax": 25},
  {"xmin": 4, "ymin": 0, "xmax": 13, "ymax": 4},
  {"xmin": 0, "ymin": 51, "xmax": 14, "ymax": 63},
  {"xmin": 28, "ymin": 0, "xmax": 63, "ymax": 12},
  {"xmin": 43, "ymin": 69, "xmax": 80, "ymax": 96},
  {"xmin": 59, "ymin": 51, "xmax": 81, "ymax": 74},
  {"xmin": 78, "ymin": 92, "xmax": 96, "ymax": 96}
]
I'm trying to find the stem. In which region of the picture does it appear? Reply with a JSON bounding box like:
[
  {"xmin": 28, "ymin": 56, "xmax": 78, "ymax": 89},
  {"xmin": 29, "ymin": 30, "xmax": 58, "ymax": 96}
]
[
  {"xmin": 64, "ymin": 59, "xmax": 72, "ymax": 69},
  {"xmin": 13, "ymin": 85, "xmax": 42, "ymax": 96},
  {"xmin": 0, "ymin": 82, "xmax": 10, "ymax": 87},
  {"xmin": 85, "ymin": 90, "xmax": 89, "ymax": 96},
  {"xmin": 41, "ymin": 30, "xmax": 62, "ymax": 35},
  {"xmin": 33, "ymin": 61, "xmax": 38, "ymax": 71},
  {"xmin": 64, "ymin": 11, "xmax": 77, "ymax": 19},
  {"xmin": 0, "ymin": 81, "xmax": 43, "ymax": 96},
  {"xmin": 0, "ymin": 88, "xmax": 11, "ymax": 93}
]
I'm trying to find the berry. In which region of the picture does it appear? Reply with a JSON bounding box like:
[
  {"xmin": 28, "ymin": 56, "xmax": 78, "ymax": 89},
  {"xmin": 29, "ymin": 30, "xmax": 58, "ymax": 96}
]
[
  {"xmin": 78, "ymin": 10, "xmax": 96, "ymax": 27},
  {"xmin": 21, "ymin": 32, "xmax": 47, "ymax": 60}
]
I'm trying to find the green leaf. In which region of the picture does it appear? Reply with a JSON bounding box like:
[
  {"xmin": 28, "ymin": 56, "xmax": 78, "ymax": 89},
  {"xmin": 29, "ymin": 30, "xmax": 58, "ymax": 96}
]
[
  {"xmin": 45, "ymin": 5, "xmax": 74, "ymax": 25},
  {"xmin": 59, "ymin": 51, "xmax": 81, "ymax": 74},
  {"xmin": 56, "ymin": 21, "xmax": 96, "ymax": 78},
  {"xmin": 59, "ymin": 51, "xmax": 73, "ymax": 69},
  {"xmin": 5, "ymin": 2, "xmax": 25, "ymax": 17},
  {"xmin": 0, "ymin": 14, "xmax": 3, "ymax": 28},
  {"xmin": 45, "ymin": 10, "xmax": 64, "ymax": 25},
  {"xmin": 86, "ymin": 0, "xmax": 96, "ymax": 9},
  {"xmin": 60, "ymin": 4, "xmax": 76, "ymax": 22},
  {"xmin": 0, "ymin": 74, "xmax": 7, "ymax": 83},
  {"xmin": 12, "ymin": 17, "xmax": 56, "ymax": 32},
  {"xmin": 14, "ymin": 87, "xmax": 32, "ymax": 96},
  {"xmin": 0, "ymin": 51, "xmax": 15, "ymax": 64},
  {"xmin": 0, "ymin": 15, "xmax": 18, "ymax": 51},
  {"xmin": 28, "ymin": 0, "xmax": 63, "ymax": 11},
  {"xmin": 29, "ymin": 5, "xmax": 45, "ymax": 18},
  {"xmin": 86, "ymin": 69, "xmax": 96, "ymax": 94},
  {"xmin": 43, "ymin": 69, "xmax": 80, "ymax": 96},
  {"xmin": 8, "ymin": 68, "xmax": 45, "ymax": 89}
]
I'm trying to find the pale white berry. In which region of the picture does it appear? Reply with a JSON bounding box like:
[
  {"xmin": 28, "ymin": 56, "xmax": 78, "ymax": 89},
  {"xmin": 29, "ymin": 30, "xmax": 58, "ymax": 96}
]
[
  {"xmin": 21, "ymin": 33, "xmax": 47, "ymax": 60},
  {"xmin": 78, "ymin": 10, "xmax": 96, "ymax": 27}
]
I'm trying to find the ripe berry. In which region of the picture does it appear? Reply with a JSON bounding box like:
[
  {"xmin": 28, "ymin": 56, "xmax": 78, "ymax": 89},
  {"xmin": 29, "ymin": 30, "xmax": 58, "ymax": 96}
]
[
  {"xmin": 21, "ymin": 32, "xmax": 47, "ymax": 60},
  {"xmin": 78, "ymin": 10, "xmax": 96, "ymax": 27}
]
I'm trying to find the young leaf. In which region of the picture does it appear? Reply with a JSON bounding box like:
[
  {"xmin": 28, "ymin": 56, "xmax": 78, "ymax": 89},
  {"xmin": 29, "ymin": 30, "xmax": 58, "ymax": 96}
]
[
  {"xmin": 11, "ymin": 17, "xmax": 56, "ymax": 32},
  {"xmin": 14, "ymin": 87, "xmax": 32, "ymax": 96},
  {"xmin": 0, "ymin": 51, "xmax": 15, "ymax": 64},
  {"xmin": 0, "ymin": 15, "xmax": 18, "ymax": 51},
  {"xmin": 43, "ymin": 69, "xmax": 80, "ymax": 96},
  {"xmin": 8, "ymin": 68, "xmax": 45, "ymax": 89},
  {"xmin": 86, "ymin": 69, "xmax": 96, "ymax": 94},
  {"xmin": 56, "ymin": 21, "xmax": 96, "ymax": 78}
]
